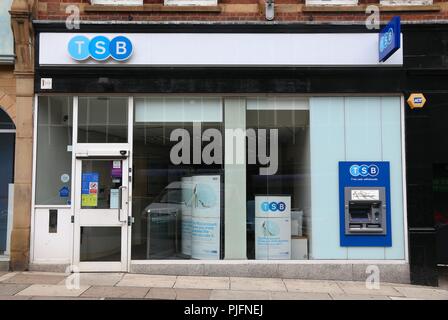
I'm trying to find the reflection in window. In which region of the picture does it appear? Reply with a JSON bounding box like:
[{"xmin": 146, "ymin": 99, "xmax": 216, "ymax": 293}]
[
  {"xmin": 78, "ymin": 97, "xmax": 128, "ymax": 143},
  {"xmin": 35, "ymin": 96, "xmax": 73, "ymax": 205},
  {"xmin": 132, "ymin": 97, "xmax": 224, "ymax": 260}
]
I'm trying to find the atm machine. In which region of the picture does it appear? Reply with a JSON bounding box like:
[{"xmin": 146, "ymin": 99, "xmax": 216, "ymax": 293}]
[{"xmin": 339, "ymin": 162, "xmax": 392, "ymax": 247}]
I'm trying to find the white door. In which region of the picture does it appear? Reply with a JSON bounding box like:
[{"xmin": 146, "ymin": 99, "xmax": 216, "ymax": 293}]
[{"xmin": 73, "ymin": 156, "xmax": 129, "ymax": 272}]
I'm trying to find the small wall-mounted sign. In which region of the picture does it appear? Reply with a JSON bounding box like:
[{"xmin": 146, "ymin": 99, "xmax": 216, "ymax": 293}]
[
  {"xmin": 379, "ymin": 16, "xmax": 401, "ymax": 62},
  {"xmin": 407, "ymin": 93, "xmax": 426, "ymax": 109},
  {"xmin": 40, "ymin": 78, "xmax": 53, "ymax": 90},
  {"xmin": 59, "ymin": 186, "xmax": 70, "ymax": 198}
]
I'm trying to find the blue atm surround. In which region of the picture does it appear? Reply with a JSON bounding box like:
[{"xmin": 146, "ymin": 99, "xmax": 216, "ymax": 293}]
[{"xmin": 339, "ymin": 161, "xmax": 392, "ymax": 247}]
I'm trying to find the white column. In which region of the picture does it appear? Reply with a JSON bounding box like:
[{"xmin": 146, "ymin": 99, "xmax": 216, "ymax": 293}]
[{"xmin": 224, "ymin": 98, "xmax": 247, "ymax": 259}]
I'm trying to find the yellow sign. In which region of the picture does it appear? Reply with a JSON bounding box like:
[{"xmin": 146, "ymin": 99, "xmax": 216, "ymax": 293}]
[
  {"xmin": 407, "ymin": 93, "xmax": 426, "ymax": 109},
  {"xmin": 82, "ymin": 194, "xmax": 98, "ymax": 207}
]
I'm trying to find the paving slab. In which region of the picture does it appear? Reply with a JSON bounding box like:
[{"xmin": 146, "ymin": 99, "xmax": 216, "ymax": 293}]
[
  {"xmin": 271, "ymin": 291, "xmax": 331, "ymax": 300},
  {"xmin": 81, "ymin": 286, "xmax": 149, "ymax": 299},
  {"xmin": 175, "ymin": 288, "xmax": 212, "ymax": 300},
  {"xmin": 230, "ymin": 277, "xmax": 286, "ymax": 292},
  {"xmin": 0, "ymin": 273, "xmax": 17, "ymax": 282},
  {"xmin": 145, "ymin": 287, "xmax": 176, "ymax": 300},
  {"xmin": 31, "ymin": 297, "xmax": 103, "ymax": 300},
  {"xmin": 58, "ymin": 273, "xmax": 124, "ymax": 287},
  {"xmin": 330, "ymin": 294, "xmax": 391, "ymax": 300},
  {"xmin": 338, "ymin": 281, "xmax": 403, "ymax": 297},
  {"xmin": 0, "ymin": 284, "xmax": 29, "ymax": 296},
  {"xmin": 0, "ymin": 295, "xmax": 32, "ymax": 300},
  {"xmin": 116, "ymin": 274, "xmax": 177, "ymax": 288},
  {"xmin": 2, "ymin": 273, "xmax": 67, "ymax": 285},
  {"xmin": 15, "ymin": 284, "xmax": 90, "ymax": 297},
  {"xmin": 210, "ymin": 290, "xmax": 270, "ymax": 300},
  {"xmin": 393, "ymin": 286, "xmax": 448, "ymax": 300},
  {"xmin": 175, "ymin": 276, "xmax": 229, "ymax": 290},
  {"xmin": 283, "ymin": 279, "xmax": 344, "ymax": 294}
]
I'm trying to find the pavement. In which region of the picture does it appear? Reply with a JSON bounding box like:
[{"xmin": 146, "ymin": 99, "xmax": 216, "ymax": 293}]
[{"xmin": 0, "ymin": 271, "xmax": 447, "ymax": 300}]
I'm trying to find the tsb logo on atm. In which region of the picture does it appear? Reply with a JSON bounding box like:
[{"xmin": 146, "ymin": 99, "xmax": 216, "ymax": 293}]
[
  {"xmin": 349, "ymin": 164, "xmax": 379, "ymax": 177},
  {"xmin": 68, "ymin": 35, "xmax": 133, "ymax": 61}
]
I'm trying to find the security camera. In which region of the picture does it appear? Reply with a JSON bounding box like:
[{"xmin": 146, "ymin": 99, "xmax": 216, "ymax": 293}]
[{"xmin": 120, "ymin": 150, "xmax": 127, "ymax": 156}]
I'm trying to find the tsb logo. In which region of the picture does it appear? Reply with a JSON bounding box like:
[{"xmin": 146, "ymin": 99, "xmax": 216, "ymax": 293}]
[
  {"xmin": 261, "ymin": 202, "xmax": 287, "ymax": 212},
  {"xmin": 68, "ymin": 35, "xmax": 133, "ymax": 61},
  {"xmin": 349, "ymin": 164, "xmax": 379, "ymax": 177}
]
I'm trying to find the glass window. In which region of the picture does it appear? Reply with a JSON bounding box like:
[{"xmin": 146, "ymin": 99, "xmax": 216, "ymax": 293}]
[
  {"xmin": 0, "ymin": 109, "xmax": 15, "ymax": 130},
  {"xmin": 245, "ymin": 98, "xmax": 311, "ymax": 260},
  {"xmin": 132, "ymin": 97, "xmax": 224, "ymax": 260},
  {"xmin": 35, "ymin": 96, "xmax": 73, "ymax": 205},
  {"xmin": 78, "ymin": 97, "xmax": 128, "ymax": 143},
  {"xmin": 80, "ymin": 227, "xmax": 121, "ymax": 262},
  {"xmin": 80, "ymin": 160, "xmax": 123, "ymax": 209}
]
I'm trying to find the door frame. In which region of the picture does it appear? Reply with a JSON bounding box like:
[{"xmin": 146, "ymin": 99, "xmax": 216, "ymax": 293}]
[{"xmin": 70, "ymin": 96, "xmax": 134, "ymax": 272}]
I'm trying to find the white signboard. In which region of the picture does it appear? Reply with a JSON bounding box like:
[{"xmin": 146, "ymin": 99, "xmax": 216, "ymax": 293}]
[{"xmin": 39, "ymin": 33, "xmax": 403, "ymax": 67}]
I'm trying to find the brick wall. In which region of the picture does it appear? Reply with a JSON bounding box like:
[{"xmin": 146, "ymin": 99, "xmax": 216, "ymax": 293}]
[{"xmin": 36, "ymin": 0, "xmax": 448, "ymax": 23}]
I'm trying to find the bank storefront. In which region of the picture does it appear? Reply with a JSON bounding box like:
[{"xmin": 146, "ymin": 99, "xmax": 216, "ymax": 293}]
[{"xmin": 31, "ymin": 24, "xmax": 408, "ymax": 281}]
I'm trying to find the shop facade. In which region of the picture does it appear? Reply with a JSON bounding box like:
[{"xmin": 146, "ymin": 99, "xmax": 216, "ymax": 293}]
[{"xmin": 28, "ymin": 23, "xmax": 411, "ymax": 282}]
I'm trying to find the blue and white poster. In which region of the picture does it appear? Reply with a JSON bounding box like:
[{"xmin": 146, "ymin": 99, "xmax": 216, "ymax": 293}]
[
  {"xmin": 81, "ymin": 172, "xmax": 99, "ymax": 207},
  {"xmin": 255, "ymin": 195, "xmax": 291, "ymax": 260}
]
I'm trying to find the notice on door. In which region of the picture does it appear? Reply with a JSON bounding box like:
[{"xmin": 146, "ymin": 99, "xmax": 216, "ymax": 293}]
[{"xmin": 81, "ymin": 172, "xmax": 99, "ymax": 207}]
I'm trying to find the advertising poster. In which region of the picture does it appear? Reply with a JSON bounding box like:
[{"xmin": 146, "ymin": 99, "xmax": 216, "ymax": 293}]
[
  {"xmin": 191, "ymin": 175, "xmax": 220, "ymax": 260},
  {"xmin": 81, "ymin": 172, "xmax": 99, "ymax": 207},
  {"xmin": 181, "ymin": 177, "xmax": 194, "ymax": 256},
  {"xmin": 255, "ymin": 195, "xmax": 291, "ymax": 260}
]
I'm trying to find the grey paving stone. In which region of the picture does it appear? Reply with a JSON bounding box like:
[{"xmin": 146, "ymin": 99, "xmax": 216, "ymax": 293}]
[
  {"xmin": 81, "ymin": 286, "xmax": 149, "ymax": 299},
  {"xmin": 31, "ymin": 296, "xmax": 103, "ymax": 300},
  {"xmin": 331, "ymin": 294, "xmax": 391, "ymax": 300},
  {"xmin": 131, "ymin": 263, "xmax": 205, "ymax": 276},
  {"xmin": 175, "ymin": 288, "xmax": 212, "ymax": 300},
  {"xmin": 394, "ymin": 286, "xmax": 448, "ymax": 300},
  {"xmin": 15, "ymin": 284, "xmax": 90, "ymax": 297},
  {"xmin": 210, "ymin": 290, "xmax": 270, "ymax": 300},
  {"xmin": 2, "ymin": 273, "xmax": 67, "ymax": 285},
  {"xmin": 175, "ymin": 276, "xmax": 229, "ymax": 290},
  {"xmin": 230, "ymin": 277, "xmax": 286, "ymax": 292},
  {"xmin": 59, "ymin": 273, "xmax": 124, "ymax": 287},
  {"xmin": 0, "ymin": 284, "xmax": 29, "ymax": 296},
  {"xmin": 117, "ymin": 274, "xmax": 177, "ymax": 288},
  {"xmin": 145, "ymin": 288, "xmax": 176, "ymax": 300},
  {"xmin": 271, "ymin": 291, "xmax": 331, "ymax": 300},
  {"xmin": 0, "ymin": 295, "xmax": 32, "ymax": 300},
  {"xmin": 283, "ymin": 279, "xmax": 344, "ymax": 294},
  {"xmin": 338, "ymin": 281, "xmax": 403, "ymax": 296}
]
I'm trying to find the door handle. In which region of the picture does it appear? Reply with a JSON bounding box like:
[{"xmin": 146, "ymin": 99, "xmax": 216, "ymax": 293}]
[{"xmin": 118, "ymin": 186, "xmax": 127, "ymax": 223}]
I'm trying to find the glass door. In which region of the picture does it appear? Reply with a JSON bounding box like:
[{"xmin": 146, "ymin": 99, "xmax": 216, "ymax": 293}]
[{"xmin": 73, "ymin": 157, "xmax": 129, "ymax": 272}]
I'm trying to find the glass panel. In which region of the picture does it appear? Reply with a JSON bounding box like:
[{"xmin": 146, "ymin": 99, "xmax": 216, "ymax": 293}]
[
  {"xmin": 246, "ymin": 106, "xmax": 311, "ymax": 260},
  {"xmin": 0, "ymin": 133, "xmax": 14, "ymax": 254},
  {"xmin": 35, "ymin": 96, "xmax": 73, "ymax": 205},
  {"xmin": 0, "ymin": 109, "xmax": 15, "ymax": 130},
  {"xmin": 78, "ymin": 97, "xmax": 128, "ymax": 143},
  {"xmin": 81, "ymin": 160, "xmax": 123, "ymax": 209},
  {"xmin": 132, "ymin": 98, "xmax": 224, "ymax": 260},
  {"xmin": 80, "ymin": 227, "xmax": 121, "ymax": 261}
]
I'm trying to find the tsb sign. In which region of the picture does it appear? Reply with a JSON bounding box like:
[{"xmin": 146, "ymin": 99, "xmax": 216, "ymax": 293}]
[
  {"xmin": 349, "ymin": 164, "xmax": 379, "ymax": 177},
  {"xmin": 261, "ymin": 202, "xmax": 287, "ymax": 212},
  {"xmin": 68, "ymin": 35, "xmax": 133, "ymax": 62}
]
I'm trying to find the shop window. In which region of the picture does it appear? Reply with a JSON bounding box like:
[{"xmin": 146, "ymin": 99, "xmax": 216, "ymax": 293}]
[
  {"xmin": 245, "ymin": 98, "xmax": 311, "ymax": 260},
  {"xmin": 0, "ymin": 108, "xmax": 15, "ymax": 255},
  {"xmin": 78, "ymin": 97, "xmax": 128, "ymax": 143},
  {"xmin": 132, "ymin": 97, "xmax": 224, "ymax": 260},
  {"xmin": 35, "ymin": 96, "xmax": 73, "ymax": 206},
  {"xmin": 90, "ymin": 0, "xmax": 143, "ymax": 5},
  {"xmin": 164, "ymin": 0, "xmax": 218, "ymax": 6},
  {"xmin": 380, "ymin": 0, "xmax": 432, "ymax": 5},
  {"xmin": 305, "ymin": 0, "xmax": 358, "ymax": 5}
]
